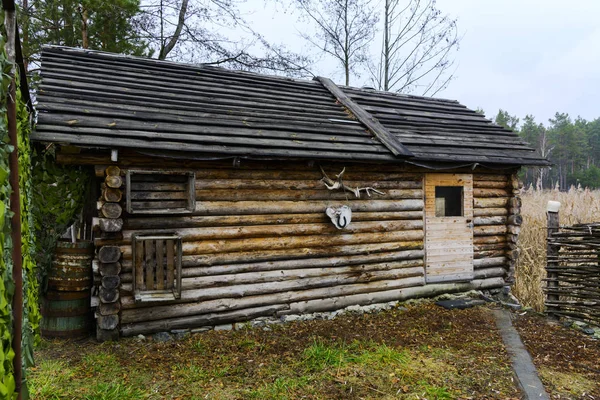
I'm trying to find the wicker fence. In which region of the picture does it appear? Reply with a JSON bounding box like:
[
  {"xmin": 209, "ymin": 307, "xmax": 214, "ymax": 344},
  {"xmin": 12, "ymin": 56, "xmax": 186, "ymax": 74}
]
[{"xmin": 545, "ymin": 221, "xmax": 600, "ymax": 326}]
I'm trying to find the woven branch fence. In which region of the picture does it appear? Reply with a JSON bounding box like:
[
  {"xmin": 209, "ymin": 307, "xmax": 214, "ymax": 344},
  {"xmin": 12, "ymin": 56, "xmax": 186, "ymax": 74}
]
[{"xmin": 545, "ymin": 221, "xmax": 600, "ymax": 326}]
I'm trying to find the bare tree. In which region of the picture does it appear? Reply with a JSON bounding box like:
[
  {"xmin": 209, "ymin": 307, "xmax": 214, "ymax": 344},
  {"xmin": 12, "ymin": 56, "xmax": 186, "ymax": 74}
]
[
  {"xmin": 294, "ymin": 0, "xmax": 378, "ymax": 85},
  {"xmin": 369, "ymin": 0, "xmax": 459, "ymax": 95},
  {"xmin": 139, "ymin": 0, "xmax": 312, "ymax": 76}
]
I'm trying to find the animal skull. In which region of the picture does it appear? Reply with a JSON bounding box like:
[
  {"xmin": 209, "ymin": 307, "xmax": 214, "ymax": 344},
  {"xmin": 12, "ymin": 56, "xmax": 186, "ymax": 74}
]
[{"xmin": 326, "ymin": 205, "xmax": 352, "ymax": 229}]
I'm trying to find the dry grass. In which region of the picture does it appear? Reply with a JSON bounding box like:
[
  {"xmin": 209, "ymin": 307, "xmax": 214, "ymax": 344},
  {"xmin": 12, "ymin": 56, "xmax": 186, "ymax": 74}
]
[{"xmin": 514, "ymin": 186, "xmax": 600, "ymax": 310}]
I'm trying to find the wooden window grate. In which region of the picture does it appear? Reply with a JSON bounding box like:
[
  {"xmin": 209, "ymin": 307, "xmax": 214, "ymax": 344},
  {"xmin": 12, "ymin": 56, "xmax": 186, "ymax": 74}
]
[
  {"xmin": 132, "ymin": 235, "xmax": 182, "ymax": 303},
  {"xmin": 126, "ymin": 170, "xmax": 195, "ymax": 214}
]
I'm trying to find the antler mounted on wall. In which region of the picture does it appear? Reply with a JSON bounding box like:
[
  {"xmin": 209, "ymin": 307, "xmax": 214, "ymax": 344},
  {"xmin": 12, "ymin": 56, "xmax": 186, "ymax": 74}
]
[{"xmin": 320, "ymin": 166, "xmax": 385, "ymax": 198}]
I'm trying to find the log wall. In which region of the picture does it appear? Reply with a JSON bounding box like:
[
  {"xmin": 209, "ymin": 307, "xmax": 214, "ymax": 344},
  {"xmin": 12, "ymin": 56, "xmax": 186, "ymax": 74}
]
[{"xmin": 85, "ymin": 157, "xmax": 515, "ymax": 337}]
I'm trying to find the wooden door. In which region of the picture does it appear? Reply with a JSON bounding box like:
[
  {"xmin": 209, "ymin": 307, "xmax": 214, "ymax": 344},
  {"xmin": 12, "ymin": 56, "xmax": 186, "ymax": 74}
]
[{"xmin": 424, "ymin": 173, "xmax": 474, "ymax": 283}]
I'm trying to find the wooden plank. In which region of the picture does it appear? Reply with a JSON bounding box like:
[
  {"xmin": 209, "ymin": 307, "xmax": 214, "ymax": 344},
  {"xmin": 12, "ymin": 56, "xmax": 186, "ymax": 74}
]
[
  {"xmin": 166, "ymin": 239, "xmax": 174, "ymax": 290},
  {"xmin": 134, "ymin": 239, "xmax": 144, "ymax": 291},
  {"xmin": 145, "ymin": 239, "xmax": 155, "ymax": 290},
  {"xmin": 155, "ymin": 240, "xmax": 165, "ymax": 290},
  {"xmin": 315, "ymin": 76, "xmax": 413, "ymax": 157}
]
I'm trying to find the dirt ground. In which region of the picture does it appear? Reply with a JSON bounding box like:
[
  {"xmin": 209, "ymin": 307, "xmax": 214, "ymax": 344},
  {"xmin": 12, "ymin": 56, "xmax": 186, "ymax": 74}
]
[
  {"xmin": 28, "ymin": 303, "xmax": 599, "ymax": 399},
  {"xmin": 513, "ymin": 311, "xmax": 600, "ymax": 399}
]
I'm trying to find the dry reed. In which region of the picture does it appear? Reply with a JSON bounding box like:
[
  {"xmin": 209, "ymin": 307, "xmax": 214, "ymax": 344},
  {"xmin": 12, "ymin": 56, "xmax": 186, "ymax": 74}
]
[{"xmin": 514, "ymin": 186, "xmax": 600, "ymax": 311}]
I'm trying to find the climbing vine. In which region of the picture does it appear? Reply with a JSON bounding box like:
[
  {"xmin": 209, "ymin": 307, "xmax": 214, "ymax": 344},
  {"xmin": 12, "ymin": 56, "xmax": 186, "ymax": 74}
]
[{"xmin": 0, "ymin": 12, "xmax": 17, "ymax": 398}]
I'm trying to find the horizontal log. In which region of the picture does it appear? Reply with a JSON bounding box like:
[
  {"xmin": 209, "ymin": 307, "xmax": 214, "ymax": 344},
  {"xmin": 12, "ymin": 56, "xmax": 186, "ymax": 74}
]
[
  {"xmin": 473, "ymin": 267, "xmax": 506, "ymax": 279},
  {"xmin": 98, "ymin": 246, "xmax": 122, "ymax": 263},
  {"xmin": 474, "ymin": 243, "xmax": 507, "ymax": 252},
  {"xmin": 152, "ymin": 263, "xmax": 425, "ymax": 290},
  {"xmin": 99, "ymin": 287, "xmax": 120, "ymax": 303},
  {"xmin": 99, "ymin": 262, "xmax": 122, "ymax": 277},
  {"xmin": 120, "ymin": 275, "xmax": 425, "ymax": 323},
  {"xmin": 282, "ymin": 277, "xmax": 505, "ymax": 315},
  {"xmin": 192, "ymin": 189, "xmax": 423, "ymax": 202},
  {"xmin": 473, "ymin": 181, "xmax": 509, "ymax": 189},
  {"xmin": 102, "ymin": 275, "xmax": 121, "ymax": 290},
  {"xmin": 99, "ymin": 302, "xmax": 121, "ymax": 316},
  {"xmin": 473, "ymin": 188, "xmax": 510, "ymax": 198},
  {"xmin": 474, "ymin": 225, "xmax": 508, "ymax": 236},
  {"xmin": 194, "ymin": 179, "xmax": 422, "ymax": 191},
  {"xmin": 473, "ymin": 175, "xmax": 508, "ymax": 182},
  {"xmin": 121, "ymin": 304, "xmax": 289, "ymax": 336},
  {"xmin": 105, "ymin": 175, "xmax": 123, "ymax": 188},
  {"xmin": 193, "ymin": 199, "xmax": 424, "ymax": 215},
  {"xmin": 473, "ymin": 208, "xmax": 508, "ymax": 217},
  {"xmin": 124, "ymin": 211, "xmax": 424, "ymax": 230},
  {"xmin": 121, "ymin": 250, "xmax": 424, "ymax": 280},
  {"xmin": 120, "ymin": 230, "xmax": 424, "ymax": 258},
  {"xmin": 473, "ymin": 216, "xmax": 506, "ymax": 226},
  {"xmin": 101, "ymin": 202, "xmax": 123, "ymax": 219},
  {"xmin": 93, "ymin": 218, "xmax": 123, "ymax": 233},
  {"xmin": 103, "ymin": 188, "xmax": 122, "ymax": 202},
  {"xmin": 474, "ymin": 198, "xmax": 509, "ymax": 208},
  {"xmin": 97, "ymin": 315, "xmax": 119, "ymax": 330},
  {"xmin": 108, "ymin": 220, "xmax": 424, "ymax": 246},
  {"xmin": 120, "ymin": 267, "xmax": 423, "ymax": 301},
  {"xmin": 473, "ymin": 257, "xmax": 507, "ymax": 269},
  {"xmin": 474, "ymin": 236, "xmax": 506, "ymax": 245}
]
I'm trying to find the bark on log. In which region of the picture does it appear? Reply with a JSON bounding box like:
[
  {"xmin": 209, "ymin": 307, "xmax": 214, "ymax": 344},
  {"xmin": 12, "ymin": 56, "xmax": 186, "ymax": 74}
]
[
  {"xmin": 473, "ymin": 208, "xmax": 508, "ymax": 217},
  {"xmin": 120, "ymin": 230, "xmax": 424, "ymax": 258},
  {"xmin": 96, "ymin": 326, "xmax": 119, "ymax": 342},
  {"xmin": 101, "ymin": 202, "xmax": 123, "ymax": 219},
  {"xmin": 99, "ymin": 301, "xmax": 121, "ymax": 316},
  {"xmin": 473, "ymin": 188, "xmax": 510, "ymax": 198},
  {"xmin": 120, "ymin": 276, "xmax": 425, "ymax": 323},
  {"xmin": 97, "ymin": 315, "xmax": 119, "ymax": 330},
  {"xmin": 99, "ymin": 286, "xmax": 120, "ymax": 303},
  {"xmin": 473, "ymin": 216, "xmax": 506, "ymax": 226},
  {"xmin": 124, "ymin": 211, "xmax": 424, "ymax": 230},
  {"xmin": 473, "ymin": 267, "xmax": 506, "ymax": 279},
  {"xmin": 105, "ymin": 165, "xmax": 121, "ymax": 176},
  {"xmin": 98, "ymin": 246, "xmax": 122, "ymax": 263},
  {"xmin": 105, "ymin": 175, "xmax": 123, "ymax": 188},
  {"xmin": 281, "ymin": 277, "xmax": 505, "ymax": 315},
  {"xmin": 103, "ymin": 188, "xmax": 122, "ymax": 202},
  {"xmin": 102, "ymin": 275, "xmax": 121, "ymax": 290},
  {"xmin": 99, "ymin": 262, "xmax": 122, "ymax": 276},
  {"xmin": 473, "ymin": 257, "xmax": 507, "ymax": 269},
  {"xmin": 193, "ymin": 199, "xmax": 424, "ymax": 215},
  {"xmin": 474, "ymin": 225, "xmax": 508, "ymax": 236}
]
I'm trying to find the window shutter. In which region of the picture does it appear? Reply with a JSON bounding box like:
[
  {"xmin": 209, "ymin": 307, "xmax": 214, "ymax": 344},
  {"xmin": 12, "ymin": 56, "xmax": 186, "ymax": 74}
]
[
  {"xmin": 126, "ymin": 170, "xmax": 195, "ymax": 214},
  {"xmin": 132, "ymin": 235, "xmax": 182, "ymax": 302}
]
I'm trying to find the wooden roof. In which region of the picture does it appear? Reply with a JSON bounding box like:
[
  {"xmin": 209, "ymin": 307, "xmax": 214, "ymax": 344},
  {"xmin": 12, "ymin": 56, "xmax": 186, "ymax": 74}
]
[{"xmin": 33, "ymin": 46, "xmax": 549, "ymax": 167}]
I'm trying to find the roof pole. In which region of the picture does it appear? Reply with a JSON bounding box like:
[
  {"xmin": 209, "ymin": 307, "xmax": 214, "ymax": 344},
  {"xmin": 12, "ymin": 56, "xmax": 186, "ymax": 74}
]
[{"xmin": 3, "ymin": 1, "xmax": 23, "ymax": 398}]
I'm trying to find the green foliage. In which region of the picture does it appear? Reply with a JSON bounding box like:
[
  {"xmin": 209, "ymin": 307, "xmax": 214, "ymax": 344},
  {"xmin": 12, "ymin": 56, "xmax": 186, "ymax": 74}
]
[
  {"xmin": 30, "ymin": 146, "xmax": 90, "ymax": 291},
  {"xmin": 494, "ymin": 109, "xmax": 519, "ymax": 131},
  {"xmin": 19, "ymin": 0, "xmax": 150, "ymax": 66},
  {"xmin": 0, "ymin": 12, "xmax": 17, "ymax": 399}
]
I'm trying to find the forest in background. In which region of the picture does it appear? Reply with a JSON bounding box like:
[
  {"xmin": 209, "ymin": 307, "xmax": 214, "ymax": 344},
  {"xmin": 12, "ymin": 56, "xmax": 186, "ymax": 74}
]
[{"xmin": 491, "ymin": 110, "xmax": 600, "ymax": 190}]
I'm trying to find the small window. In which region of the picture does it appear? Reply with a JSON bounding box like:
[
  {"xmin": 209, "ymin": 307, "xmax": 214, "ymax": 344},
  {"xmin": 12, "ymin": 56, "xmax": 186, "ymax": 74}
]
[
  {"xmin": 126, "ymin": 170, "xmax": 195, "ymax": 214},
  {"xmin": 435, "ymin": 186, "xmax": 463, "ymax": 217},
  {"xmin": 132, "ymin": 235, "xmax": 182, "ymax": 303}
]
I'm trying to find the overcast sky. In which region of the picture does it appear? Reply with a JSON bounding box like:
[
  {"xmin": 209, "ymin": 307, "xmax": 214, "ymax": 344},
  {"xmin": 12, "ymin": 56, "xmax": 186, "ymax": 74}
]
[{"xmin": 237, "ymin": 0, "xmax": 600, "ymax": 126}]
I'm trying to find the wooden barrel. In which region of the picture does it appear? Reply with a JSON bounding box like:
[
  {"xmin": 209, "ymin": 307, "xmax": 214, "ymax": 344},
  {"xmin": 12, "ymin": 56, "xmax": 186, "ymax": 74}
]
[
  {"xmin": 42, "ymin": 240, "xmax": 94, "ymax": 338},
  {"xmin": 47, "ymin": 240, "xmax": 94, "ymax": 291},
  {"xmin": 41, "ymin": 291, "xmax": 91, "ymax": 338}
]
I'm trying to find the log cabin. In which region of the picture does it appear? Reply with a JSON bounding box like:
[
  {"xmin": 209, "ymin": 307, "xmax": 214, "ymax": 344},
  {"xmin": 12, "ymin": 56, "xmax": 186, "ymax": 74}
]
[{"xmin": 32, "ymin": 46, "xmax": 549, "ymax": 340}]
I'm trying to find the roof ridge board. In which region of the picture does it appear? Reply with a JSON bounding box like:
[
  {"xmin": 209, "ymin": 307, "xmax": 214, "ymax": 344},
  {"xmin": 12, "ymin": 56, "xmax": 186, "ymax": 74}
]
[
  {"xmin": 41, "ymin": 69, "xmax": 342, "ymax": 109},
  {"xmin": 42, "ymin": 46, "xmax": 320, "ymax": 89},
  {"xmin": 314, "ymin": 76, "xmax": 414, "ymax": 158}
]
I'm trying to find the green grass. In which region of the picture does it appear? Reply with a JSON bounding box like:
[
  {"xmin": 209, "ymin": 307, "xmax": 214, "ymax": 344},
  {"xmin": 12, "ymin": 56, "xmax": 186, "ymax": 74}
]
[{"xmin": 29, "ymin": 305, "xmax": 521, "ymax": 399}]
